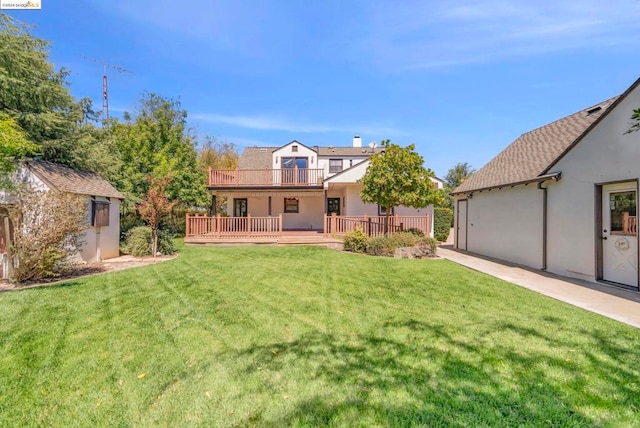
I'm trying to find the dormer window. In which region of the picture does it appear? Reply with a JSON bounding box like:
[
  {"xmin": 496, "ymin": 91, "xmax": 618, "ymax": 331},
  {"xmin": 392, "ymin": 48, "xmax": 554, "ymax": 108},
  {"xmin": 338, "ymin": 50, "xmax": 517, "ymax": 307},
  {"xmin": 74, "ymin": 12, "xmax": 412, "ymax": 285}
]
[{"xmin": 292, "ymin": 145, "xmax": 298, "ymax": 152}]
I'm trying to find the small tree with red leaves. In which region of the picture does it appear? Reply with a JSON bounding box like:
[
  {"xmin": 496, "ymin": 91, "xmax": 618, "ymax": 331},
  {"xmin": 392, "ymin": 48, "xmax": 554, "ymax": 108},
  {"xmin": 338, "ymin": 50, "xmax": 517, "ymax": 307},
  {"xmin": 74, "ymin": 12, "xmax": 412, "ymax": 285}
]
[{"xmin": 136, "ymin": 176, "xmax": 178, "ymax": 257}]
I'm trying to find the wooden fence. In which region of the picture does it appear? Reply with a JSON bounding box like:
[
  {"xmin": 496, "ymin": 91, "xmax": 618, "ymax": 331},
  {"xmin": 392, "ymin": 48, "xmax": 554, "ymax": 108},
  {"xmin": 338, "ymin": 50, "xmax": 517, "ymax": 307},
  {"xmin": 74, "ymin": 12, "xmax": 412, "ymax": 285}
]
[
  {"xmin": 186, "ymin": 214, "xmax": 282, "ymax": 239},
  {"xmin": 323, "ymin": 213, "xmax": 431, "ymax": 238}
]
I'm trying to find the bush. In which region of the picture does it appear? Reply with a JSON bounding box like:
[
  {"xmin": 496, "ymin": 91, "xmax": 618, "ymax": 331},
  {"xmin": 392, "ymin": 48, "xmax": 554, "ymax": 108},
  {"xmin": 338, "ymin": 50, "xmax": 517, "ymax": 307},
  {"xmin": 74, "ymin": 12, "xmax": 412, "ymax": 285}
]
[
  {"xmin": 343, "ymin": 227, "xmax": 369, "ymax": 253},
  {"xmin": 365, "ymin": 232, "xmax": 438, "ymax": 258},
  {"xmin": 123, "ymin": 226, "xmax": 175, "ymax": 256},
  {"xmin": 405, "ymin": 227, "xmax": 425, "ymax": 237},
  {"xmin": 434, "ymin": 207, "xmax": 453, "ymax": 242},
  {"xmin": 9, "ymin": 189, "xmax": 87, "ymax": 282}
]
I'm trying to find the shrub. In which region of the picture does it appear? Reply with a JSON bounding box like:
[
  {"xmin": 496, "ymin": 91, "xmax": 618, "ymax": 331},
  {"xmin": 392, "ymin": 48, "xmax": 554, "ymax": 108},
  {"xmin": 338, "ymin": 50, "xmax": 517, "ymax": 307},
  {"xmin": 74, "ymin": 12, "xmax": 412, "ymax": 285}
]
[
  {"xmin": 365, "ymin": 232, "xmax": 439, "ymax": 258},
  {"xmin": 9, "ymin": 189, "xmax": 87, "ymax": 282},
  {"xmin": 343, "ymin": 227, "xmax": 369, "ymax": 253},
  {"xmin": 405, "ymin": 227, "xmax": 425, "ymax": 237},
  {"xmin": 123, "ymin": 226, "xmax": 175, "ymax": 256},
  {"xmin": 434, "ymin": 207, "xmax": 453, "ymax": 242}
]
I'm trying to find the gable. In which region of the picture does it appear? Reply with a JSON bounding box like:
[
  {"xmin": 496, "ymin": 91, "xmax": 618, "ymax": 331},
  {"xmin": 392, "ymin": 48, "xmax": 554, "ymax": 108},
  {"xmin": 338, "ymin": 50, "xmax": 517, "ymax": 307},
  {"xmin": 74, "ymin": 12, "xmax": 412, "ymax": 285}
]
[{"xmin": 453, "ymin": 95, "xmax": 621, "ymax": 194}]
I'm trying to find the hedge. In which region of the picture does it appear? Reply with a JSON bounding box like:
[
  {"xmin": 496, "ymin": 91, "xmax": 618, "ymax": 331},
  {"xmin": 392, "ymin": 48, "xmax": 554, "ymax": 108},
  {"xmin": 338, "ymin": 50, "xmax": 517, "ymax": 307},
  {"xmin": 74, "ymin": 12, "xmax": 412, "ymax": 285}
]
[{"xmin": 434, "ymin": 207, "xmax": 453, "ymax": 242}]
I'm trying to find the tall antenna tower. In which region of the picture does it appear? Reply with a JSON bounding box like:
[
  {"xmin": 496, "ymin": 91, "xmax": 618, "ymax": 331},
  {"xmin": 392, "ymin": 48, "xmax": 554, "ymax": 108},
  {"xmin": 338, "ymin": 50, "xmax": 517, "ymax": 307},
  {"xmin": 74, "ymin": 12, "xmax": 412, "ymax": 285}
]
[{"xmin": 85, "ymin": 57, "xmax": 131, "ymax": 120}]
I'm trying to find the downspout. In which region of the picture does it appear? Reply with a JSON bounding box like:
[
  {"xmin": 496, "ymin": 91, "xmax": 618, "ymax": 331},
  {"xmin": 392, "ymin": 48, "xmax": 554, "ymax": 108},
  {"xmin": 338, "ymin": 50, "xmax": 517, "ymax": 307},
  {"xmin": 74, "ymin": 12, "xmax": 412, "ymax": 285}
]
[{"xmin": 537, "ymin": 182, "xmax": 548, "ymax": 271}]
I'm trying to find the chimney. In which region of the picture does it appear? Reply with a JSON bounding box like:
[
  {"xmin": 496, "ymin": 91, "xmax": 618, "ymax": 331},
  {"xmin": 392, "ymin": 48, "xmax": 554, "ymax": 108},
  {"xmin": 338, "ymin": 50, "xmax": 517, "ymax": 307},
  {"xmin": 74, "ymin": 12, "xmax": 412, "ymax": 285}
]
[{"xmin": 352, "ymin": 135, "xmax": 362, "ymax": 147}]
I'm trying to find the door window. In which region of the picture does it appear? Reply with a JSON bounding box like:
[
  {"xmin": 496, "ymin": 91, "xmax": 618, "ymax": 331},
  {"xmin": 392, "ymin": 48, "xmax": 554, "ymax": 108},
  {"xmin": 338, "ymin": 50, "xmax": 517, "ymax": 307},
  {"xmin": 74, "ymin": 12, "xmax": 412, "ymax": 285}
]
[
  {"xmin": 327, "ymin": 198, "xmax": 340, "ymax": 215},
  {"xmin": 609, "ymin": 191, "xmax": 637, "ymax": 236}
]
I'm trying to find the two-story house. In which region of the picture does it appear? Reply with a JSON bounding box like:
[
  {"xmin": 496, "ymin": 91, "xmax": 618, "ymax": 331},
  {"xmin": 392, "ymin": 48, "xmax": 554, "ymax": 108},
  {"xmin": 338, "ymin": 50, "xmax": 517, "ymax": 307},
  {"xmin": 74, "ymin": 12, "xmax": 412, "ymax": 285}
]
[{"xmin": 186, "ymin": 137, "xmax": 443, "ymax": 243}]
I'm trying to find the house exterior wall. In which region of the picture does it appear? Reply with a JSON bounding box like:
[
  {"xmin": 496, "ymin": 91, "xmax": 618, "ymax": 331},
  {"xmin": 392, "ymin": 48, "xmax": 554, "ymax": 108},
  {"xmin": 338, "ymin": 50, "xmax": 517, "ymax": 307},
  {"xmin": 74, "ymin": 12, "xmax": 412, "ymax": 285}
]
[
  {"xmin": 318, "ymin": 156, "xmax": 368, "ymax": 178},
  {"xmin": 545, "ymin": 85, "xmax": 640, "ymax": 282},
  {"xmin": 457, "ymin": 186, "xmax": 544, "ymax": 268},
  {"xmin": 226, "ymin": 194, "xmax": 325, "ymax": 230},
  {"xmin": 272, "ymin": 143, "xmax": 317, "ymax": 169}
]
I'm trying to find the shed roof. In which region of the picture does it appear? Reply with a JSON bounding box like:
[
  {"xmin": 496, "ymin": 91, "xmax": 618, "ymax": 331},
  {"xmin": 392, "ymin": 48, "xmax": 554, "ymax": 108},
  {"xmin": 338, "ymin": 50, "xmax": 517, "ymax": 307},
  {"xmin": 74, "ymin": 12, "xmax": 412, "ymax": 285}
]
[
  {"xmin": 25, "ymin": 160, "xmax": 125, "ymax": 199},
  {"xmin": 453, "ymin": 95, "xmax": 620, "ymax": 194}
]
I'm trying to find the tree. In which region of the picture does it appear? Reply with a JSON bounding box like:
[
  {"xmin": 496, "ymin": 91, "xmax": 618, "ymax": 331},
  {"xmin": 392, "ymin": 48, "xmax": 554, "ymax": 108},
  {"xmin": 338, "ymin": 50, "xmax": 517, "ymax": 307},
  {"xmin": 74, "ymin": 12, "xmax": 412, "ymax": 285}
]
[
  {"xmin": 359, "ymin": 140, "xmax": 441, "ymax": 232},
  {"xmin": 0, "ymin": 114, "xmax": 38, "ymax": 188},
  {"xmin": 445, "ymin": 162, "xmax": 476, "ymax": 189},
  {"xmin": 109, "ymin": 93, "xmax": 209, "ymax": 211},
  {"xmin": 197, "ymin": 136, "xmax": 239, "ymax": 214},
  {"xmin": 626, "ymin": 109, "xmax": 640, "ymax": 134},
  {"xmin": 0, "ymin": 14, "xmax": 82, "ymax": 162},
  {"xmin": 136, "ymin": 176, "xmax": 178, "ymax": 257},
  {"xmin": 198, "ymin": 136, "xmax": 239, "ymax": 171}
]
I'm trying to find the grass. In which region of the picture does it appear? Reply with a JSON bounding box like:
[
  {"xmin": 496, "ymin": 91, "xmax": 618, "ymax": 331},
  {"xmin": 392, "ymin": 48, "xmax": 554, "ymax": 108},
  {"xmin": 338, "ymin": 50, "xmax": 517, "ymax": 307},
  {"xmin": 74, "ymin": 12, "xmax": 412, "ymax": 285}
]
[{"xmin": 1, "ymin": 243, "xmax": 640, "ymax": 427}]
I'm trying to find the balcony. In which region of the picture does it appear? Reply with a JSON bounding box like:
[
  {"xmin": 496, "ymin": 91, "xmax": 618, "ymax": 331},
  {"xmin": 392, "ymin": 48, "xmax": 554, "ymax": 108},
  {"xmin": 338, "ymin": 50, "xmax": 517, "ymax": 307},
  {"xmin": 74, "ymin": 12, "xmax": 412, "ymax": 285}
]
[{"xmin": 209, "ymin": 167, "xmax": 325, "ymax": 188}]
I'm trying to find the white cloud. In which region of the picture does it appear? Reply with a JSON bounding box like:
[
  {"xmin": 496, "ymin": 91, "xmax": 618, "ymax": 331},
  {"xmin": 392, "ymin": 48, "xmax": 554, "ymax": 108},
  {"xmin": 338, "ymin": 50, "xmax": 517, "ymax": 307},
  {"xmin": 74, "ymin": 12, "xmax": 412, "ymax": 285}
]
[{"xmin": 191, "ymin": 113, "xmax": 405, "ymax": 136}]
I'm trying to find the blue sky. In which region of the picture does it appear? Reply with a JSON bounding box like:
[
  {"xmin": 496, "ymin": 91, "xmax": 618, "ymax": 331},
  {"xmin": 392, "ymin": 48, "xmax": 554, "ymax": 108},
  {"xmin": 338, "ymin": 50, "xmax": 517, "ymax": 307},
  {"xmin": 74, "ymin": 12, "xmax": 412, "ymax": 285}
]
[{"xmin": 6, "ymin": 1, "xmax": 640, "ymax": 177}]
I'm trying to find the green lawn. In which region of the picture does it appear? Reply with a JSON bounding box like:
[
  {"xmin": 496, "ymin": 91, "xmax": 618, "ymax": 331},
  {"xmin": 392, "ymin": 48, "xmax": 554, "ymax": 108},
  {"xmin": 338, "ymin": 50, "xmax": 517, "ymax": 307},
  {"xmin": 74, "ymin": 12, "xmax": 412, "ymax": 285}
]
[{"xmin": 1, "ymin": 244, "xmax": 640, "ymax": 427}]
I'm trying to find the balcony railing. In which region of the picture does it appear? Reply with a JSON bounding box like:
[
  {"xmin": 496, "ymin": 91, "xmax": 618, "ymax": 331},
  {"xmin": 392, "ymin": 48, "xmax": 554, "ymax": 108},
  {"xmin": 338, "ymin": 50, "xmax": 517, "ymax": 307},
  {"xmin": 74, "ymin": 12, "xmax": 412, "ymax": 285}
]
[{"xmin": 209, "ymin": 167, "xmax": 325, "ymax": 187}]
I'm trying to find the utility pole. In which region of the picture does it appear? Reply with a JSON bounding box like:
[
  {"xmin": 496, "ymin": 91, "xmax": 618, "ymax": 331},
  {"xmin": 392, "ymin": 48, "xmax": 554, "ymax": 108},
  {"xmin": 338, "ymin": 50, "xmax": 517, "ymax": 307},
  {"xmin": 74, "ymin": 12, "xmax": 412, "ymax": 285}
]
[{"xmin": 84, "ymin": 57, "xmax": 131, "ymax": 121}]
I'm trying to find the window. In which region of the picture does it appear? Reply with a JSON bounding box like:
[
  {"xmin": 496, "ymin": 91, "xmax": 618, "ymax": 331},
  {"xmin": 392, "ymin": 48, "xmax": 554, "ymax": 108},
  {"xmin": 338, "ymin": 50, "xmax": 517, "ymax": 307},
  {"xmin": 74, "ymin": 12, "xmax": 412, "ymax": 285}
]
[
  {"xmin": 292, "ymin": 145, "xmax": 298, "ymax": 152},
  {"xmin": 378, "ymin": 205, "xmax": 394, "ymax": 216},
  {"xmin": 284, "ymin": 198, "xmax": 299, "ymax": 213},
  {"xmin": 329, "ymin": 159, "xmax": 343, "ymax": 174},
  {"xmin": 609, "ymin": 191, "xmax": 637, "ymax": 236},
  {"xmin": 92, "ymin": 200, "xmax": 110, "ymax": 227}
]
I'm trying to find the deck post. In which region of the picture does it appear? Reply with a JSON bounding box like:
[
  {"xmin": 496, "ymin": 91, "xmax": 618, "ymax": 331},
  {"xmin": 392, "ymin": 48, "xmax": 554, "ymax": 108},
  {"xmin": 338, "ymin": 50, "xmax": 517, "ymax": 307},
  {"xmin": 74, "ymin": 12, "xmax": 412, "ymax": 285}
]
[
  {"xmin": 331, "ymin": 212, "xmax": 337, "ymax": 235},
  {"xmin": 323, "ymin": 214, "xmax": 327, "ymax": 236},
  {"xmin": 207, "ymin": 167, "xmax": 212, "ymax": 186},
  {"xmin": 247, "ymin": 214, "xmax": 251, "ymax": 237},
  {"xmin": 185, "ymin": 214, "xmax": 190, "ymax": 237},
  {"xmin": 279, "ymin": 213, "xmax": 283, "ymax": 236},
  {"xmin": 294, "ymin": 166, "xmax": 298, "ymax": 185},
  {"xmin": 235, "ymin": 167, "xmax": 239, "ymax": 186},
  {"xmin": 216, "ymin": 214, "xmax": 221, "ymax": 237}
]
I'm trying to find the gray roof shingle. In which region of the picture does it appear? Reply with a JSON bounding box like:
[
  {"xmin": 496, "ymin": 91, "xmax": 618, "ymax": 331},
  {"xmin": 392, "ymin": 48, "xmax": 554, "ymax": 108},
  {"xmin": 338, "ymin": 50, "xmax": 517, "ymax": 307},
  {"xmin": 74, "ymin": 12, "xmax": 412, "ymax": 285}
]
[
  {"xmin": 453, "ymin": 96, "xmax": 619, "ymax": 194},
  {"xmin": 26, "ymin": 160, "xmax": 125, "ymax": 199}
]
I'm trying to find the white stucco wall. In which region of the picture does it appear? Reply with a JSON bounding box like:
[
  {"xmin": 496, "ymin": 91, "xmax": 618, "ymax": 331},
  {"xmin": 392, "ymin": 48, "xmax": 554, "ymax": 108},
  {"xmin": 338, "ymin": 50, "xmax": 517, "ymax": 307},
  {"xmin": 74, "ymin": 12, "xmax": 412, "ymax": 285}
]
[
  {"xmin": 545, "ymin": 85, "xmax": 640, "ymax": 282},
  {"xmin": 272, "ymin": 142, "xmax": 318, "ymax": 169},
  {"xmin": 461, "ymin": 186, "xmax": 544, "ymax": 268}
]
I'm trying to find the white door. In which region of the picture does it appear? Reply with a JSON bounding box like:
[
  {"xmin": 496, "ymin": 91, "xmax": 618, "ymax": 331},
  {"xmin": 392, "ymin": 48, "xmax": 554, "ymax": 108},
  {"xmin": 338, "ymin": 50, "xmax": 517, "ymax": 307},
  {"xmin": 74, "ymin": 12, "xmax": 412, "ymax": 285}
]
[
  {"xmin": 457, "ymin": 199, "xmax": 467, "ymax": 250},
  {"xmin": 602, "ymin": 183, "xmax": 638, "ymax": 287}
]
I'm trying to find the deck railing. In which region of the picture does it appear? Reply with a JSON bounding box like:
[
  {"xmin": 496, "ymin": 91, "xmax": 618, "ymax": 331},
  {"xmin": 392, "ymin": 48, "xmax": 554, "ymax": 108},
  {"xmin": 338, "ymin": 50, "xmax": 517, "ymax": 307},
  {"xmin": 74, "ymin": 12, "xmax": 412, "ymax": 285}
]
[
  {"xmin": 186, "ymin": 214, "xmax": 282, "ymax": 239},
  {"xmin": 323, "ymin": 213, "xmax": 431, "ymax": 238},
  {"xmin": 209, "ymin": 167, "xmax": 325, "ymax": 187}
]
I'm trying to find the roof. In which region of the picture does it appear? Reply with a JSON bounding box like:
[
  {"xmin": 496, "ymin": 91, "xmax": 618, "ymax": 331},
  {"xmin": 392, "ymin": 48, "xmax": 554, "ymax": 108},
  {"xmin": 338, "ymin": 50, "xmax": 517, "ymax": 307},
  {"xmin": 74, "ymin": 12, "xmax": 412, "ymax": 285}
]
[
  {"xmin": 453, "ymin": 96, "xmax": 620, "ymax": 194},
  {"xmin": 238, "ymin": 145, "xmax": 383, "ymax": 169},
  {"xmin": 25, "ymin": 160, "xmax": 125, "ymax": 199}
]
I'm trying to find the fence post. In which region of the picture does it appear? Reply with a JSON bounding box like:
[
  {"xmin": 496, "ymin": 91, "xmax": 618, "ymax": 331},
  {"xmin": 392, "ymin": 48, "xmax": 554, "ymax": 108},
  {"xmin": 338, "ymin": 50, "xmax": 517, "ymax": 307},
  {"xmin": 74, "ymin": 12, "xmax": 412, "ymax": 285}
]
[{"xmin": 426, "ymin": 212, "xmax": 430, "ymax": 236}]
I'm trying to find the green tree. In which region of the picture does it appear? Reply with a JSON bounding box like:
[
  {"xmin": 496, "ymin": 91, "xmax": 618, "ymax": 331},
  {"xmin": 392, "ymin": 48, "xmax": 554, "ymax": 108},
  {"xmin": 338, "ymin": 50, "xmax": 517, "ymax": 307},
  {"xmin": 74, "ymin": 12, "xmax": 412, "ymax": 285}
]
[
  {"xmin": 626, "ymin": 109, "xmax": 640, "ymax": 134},
  {"xmin": 0, "ymin": 14, "xmax": 82, "ymax": 162},
  {"xmin": 0, "ymin": 113, "xmax": 38, "ymax": 187},
  {"xmin": 445, "ymin": 162, "xmax": 476, "ymax": 189},
  {"xmin": 359, "ymin": 140, "xmax": 441, "ymax": 232},
  {"xmin": 109, "ymin": 93, "xmax": 209, "ymax": 210}
]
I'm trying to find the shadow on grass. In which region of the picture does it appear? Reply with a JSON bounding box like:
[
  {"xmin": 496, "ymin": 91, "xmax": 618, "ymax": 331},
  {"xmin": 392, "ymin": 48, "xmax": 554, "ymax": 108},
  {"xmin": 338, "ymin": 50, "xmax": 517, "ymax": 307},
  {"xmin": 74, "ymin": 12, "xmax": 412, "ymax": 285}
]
[{"xmin": 226, "ymin": 318, "xmax": 640, "ymax": 426}]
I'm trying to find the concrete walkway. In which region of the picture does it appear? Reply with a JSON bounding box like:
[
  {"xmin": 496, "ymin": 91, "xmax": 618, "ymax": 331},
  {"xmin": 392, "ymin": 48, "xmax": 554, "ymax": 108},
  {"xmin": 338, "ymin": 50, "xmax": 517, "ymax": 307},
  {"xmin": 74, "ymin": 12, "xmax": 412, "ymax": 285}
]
[{"xmin": 438, "ymin": 245, "xmax": 640, "ymax": 329}]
